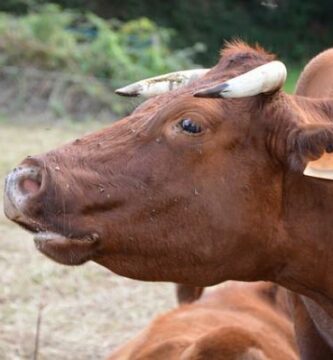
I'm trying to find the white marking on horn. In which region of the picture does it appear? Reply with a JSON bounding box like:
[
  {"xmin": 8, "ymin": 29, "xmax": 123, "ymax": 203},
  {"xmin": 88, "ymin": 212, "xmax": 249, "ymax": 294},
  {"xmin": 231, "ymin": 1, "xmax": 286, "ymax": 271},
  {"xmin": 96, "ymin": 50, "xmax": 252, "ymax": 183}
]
[
  {"xmin": 194, "ymin": 61, "xmax": 287, "ymax": 98},
  {"xmin": 115, "ymin": 69, "xmax": 210, "ymax": 97}
]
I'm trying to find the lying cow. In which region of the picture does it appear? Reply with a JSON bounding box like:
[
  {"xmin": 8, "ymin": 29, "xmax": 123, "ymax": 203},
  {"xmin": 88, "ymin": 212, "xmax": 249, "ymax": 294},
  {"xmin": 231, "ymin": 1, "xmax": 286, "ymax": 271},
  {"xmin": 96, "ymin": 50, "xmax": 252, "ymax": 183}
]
[
  {"xmin": 5, "ymin": 41, "xmax": 333, "ymax": 358},
  {"xmin": 108, "ymin": 282, "xmax": 298, "ymax": 360}
]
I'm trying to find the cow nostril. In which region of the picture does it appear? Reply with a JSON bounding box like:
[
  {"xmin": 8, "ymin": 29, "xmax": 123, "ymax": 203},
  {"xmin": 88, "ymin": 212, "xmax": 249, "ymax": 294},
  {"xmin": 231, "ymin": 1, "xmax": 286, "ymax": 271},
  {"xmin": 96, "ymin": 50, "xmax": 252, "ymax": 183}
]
[
  {"xmin": 20, "ymin": 177, "xmax": 41, "ymax": 195},
  {"xmin": 4, "ymin": 163, "xmax": 45, "ymax": 219},
  {"xmin": 9, "ymin": 165, "xmax": 43, "ymax": 198}
]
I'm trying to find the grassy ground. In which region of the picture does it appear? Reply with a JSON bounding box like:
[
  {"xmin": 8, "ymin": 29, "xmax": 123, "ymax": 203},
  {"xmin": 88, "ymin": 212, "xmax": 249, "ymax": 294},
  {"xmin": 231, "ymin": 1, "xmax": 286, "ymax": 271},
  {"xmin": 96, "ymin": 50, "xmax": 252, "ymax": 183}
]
[{"xmin": 0, "ymin": 120, "xmax": 175, "ymax": 360}]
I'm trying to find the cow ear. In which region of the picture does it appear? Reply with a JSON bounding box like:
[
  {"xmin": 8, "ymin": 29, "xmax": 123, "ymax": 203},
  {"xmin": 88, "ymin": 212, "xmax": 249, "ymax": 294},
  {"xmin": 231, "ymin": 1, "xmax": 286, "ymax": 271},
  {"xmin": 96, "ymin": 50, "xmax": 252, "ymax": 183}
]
[{"xmin": 288, "ymin": 124, "xmax": 333, "ymax": 179}]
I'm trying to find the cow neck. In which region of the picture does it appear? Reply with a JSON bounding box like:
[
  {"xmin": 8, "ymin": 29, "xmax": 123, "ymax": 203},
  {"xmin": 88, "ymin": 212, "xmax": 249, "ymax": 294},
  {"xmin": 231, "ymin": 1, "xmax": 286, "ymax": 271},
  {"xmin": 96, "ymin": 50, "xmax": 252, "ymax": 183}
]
[
  {"xmin": 277, "ymin": 170, "xmax": 333, "ymax": 328},
  {"xmin": 275, "ymin": 171, "xmax": 333, "ymax": 358}
]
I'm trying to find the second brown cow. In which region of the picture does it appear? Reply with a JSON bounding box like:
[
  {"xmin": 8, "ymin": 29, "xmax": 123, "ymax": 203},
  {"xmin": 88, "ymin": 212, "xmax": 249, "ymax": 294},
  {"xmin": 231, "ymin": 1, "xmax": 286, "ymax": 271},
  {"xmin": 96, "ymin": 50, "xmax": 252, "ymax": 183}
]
[{"xmin": 108, "ymin": 282, "xmax": 297, "ymax": 360}]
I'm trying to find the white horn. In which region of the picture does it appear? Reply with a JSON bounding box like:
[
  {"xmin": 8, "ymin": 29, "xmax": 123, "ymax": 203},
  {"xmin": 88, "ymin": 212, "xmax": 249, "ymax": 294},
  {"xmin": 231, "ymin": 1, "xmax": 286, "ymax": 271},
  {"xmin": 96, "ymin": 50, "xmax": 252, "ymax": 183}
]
[
  {"xmin": 194, "ymin": 61, "xmax": 287, "ymax": 98},
  {"xmin": 115, "ymin": 69, "xmax": 210, "ymax": 97}
]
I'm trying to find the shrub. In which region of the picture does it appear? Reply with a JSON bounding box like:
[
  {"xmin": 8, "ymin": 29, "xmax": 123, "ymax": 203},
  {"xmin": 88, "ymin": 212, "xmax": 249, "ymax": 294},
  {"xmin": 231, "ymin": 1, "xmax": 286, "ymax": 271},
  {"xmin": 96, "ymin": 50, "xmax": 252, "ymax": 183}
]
[
  {"xmin": 0, "ymin": 4, "xmax": 205, "ymax": 118},
  {"xmin": 0, "ymin": 4, "xmax": 204, "ymax": 85}
]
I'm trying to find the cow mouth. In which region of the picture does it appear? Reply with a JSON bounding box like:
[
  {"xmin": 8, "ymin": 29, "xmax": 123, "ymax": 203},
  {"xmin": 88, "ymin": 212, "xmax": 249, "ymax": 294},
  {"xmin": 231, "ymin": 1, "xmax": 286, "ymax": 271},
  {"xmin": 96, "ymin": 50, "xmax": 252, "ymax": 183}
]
[
  {"xmin": 5, "ymin": 198, "xmax": 100, "ymax": 266},
  {"xmin": 33, "ymin": 230, "xmax": 100, "ymax": 265},
  {"xmin": 10, "ymin": 213, "xmax": 100, "ymax": 265},
  {"xmin": 33, "ymin": 231, "xmax": 99, "ymax": 245}
]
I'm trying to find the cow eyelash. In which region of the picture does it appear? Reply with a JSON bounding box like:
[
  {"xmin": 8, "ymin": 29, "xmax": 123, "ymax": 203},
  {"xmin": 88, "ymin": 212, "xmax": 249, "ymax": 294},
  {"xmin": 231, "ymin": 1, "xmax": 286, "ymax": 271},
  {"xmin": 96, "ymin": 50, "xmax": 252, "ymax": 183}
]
[{"xmin": 178, "ymin": 118, "xmax": 202, "ymax": 134}]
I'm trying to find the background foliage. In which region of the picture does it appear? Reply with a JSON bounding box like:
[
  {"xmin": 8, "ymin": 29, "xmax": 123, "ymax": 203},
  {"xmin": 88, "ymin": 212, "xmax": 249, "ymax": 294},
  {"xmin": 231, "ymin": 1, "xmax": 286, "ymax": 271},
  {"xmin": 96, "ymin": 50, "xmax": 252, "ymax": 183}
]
[
  {"xmin": 0, "ymin": 4, "xmax": 202, "ymax": 84},
  {"xmin": 0, "ymin": 4, "xmax": 203, "ymax": 118},
  {"xmin": 0, "ymin": 0, "xmax": 329, "ymax": 118},
  {"xmin": 1, "ymin": 0, "xmax": 332, "ymax": 66}
]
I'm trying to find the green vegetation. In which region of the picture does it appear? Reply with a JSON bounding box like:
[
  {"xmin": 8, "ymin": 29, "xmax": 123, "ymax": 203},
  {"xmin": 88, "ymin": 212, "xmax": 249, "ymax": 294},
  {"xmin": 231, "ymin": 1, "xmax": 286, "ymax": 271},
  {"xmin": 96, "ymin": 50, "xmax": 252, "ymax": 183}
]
[
  {"xmin": 0, "ymin": 4, "xmax": 204, "ymax": 117},
  {"xmin": 0, "ymin": 4, "xmax": 203, "ymax": 85},
  {"xmin": 284, "ymin": 68, "xmax": 301, "ymax": 94},
  {"xmin": 0, "ymin": 2, "xmax": 312, "ymax": 119},
  {"xmin": 1, "ymin": 0, "xmax": 331, "ymax": 68}
]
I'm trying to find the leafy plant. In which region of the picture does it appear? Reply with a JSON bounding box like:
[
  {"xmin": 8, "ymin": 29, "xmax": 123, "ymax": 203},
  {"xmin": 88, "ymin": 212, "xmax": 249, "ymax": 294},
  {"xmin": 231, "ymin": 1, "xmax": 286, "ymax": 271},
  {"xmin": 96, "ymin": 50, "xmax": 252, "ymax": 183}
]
[
  {"xmin": 0, "ymin": 4, "xmax": 205, "ymax": 117},
  {"xmin": 0, "ymin": 5, "xmax": 204, "ymax": 84}
]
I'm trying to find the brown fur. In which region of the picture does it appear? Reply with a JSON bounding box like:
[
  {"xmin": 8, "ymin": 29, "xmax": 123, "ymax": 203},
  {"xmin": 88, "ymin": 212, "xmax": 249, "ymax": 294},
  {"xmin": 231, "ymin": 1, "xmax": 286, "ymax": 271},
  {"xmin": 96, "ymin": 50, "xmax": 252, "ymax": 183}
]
[
  {"xmin": 176, "ymin": 284, "xmax": 204, "ymax": 304},
  {"xmin": 5, "ymin": 41, "xmax": 333, "ymax": 359},
  {"xmin": 296, "ymin": 48, "xmax": 333, "ymax": 98},
  {"xmin": 107, "ymin": 282, "xmax": 297, "ymax": 360},
  {"xmin": 286, "ymin": 47, "xmax": 333, "ymax": 360}
]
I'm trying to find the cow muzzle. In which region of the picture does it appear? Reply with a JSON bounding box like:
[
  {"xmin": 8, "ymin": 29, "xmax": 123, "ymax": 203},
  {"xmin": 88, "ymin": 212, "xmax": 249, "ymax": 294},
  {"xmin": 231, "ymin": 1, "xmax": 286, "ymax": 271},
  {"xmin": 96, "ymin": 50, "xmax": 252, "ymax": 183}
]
[
  {"xmin": 4, "ymin": 157, "xmax": 100, "ymax": 265},
  {"xmin": 4, "ymin": 158, "xmax": 44, "ymax": 224}
]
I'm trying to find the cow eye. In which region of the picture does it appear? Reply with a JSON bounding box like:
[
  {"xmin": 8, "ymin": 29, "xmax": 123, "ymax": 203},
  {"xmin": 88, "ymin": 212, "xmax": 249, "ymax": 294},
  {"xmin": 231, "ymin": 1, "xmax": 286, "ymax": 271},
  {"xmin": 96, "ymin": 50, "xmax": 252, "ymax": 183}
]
[{"xmin": 179, "ymin": 118, "xmax": 202, "ymax": 134}]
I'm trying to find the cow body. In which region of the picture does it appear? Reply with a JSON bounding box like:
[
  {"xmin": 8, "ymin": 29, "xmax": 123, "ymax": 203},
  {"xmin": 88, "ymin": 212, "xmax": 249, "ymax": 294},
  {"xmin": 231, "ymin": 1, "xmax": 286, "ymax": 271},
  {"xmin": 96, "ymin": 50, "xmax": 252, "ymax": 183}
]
[
  {"xmin": 5, "ymin": 42, "xmax": 333, "ymax": 358},
  {"xmin": 288, "ymin": 48, "xmax": 333, "ymax": 360},
  {"xmin": 108, "ymin": 282, "xmax": 298, "ymax": 360}
]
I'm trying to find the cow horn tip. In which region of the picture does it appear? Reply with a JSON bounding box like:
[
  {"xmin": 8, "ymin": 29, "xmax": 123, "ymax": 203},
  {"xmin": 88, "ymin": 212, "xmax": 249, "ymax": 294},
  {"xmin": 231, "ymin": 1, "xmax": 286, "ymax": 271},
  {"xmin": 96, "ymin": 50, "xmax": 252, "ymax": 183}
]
[
  {"xmin": 194, "ymin": 83, "xmax": 229, "ymax": 98},
  {"xmin": 115, "ymin": 88, "xmax": 139, "ymax": 97}
]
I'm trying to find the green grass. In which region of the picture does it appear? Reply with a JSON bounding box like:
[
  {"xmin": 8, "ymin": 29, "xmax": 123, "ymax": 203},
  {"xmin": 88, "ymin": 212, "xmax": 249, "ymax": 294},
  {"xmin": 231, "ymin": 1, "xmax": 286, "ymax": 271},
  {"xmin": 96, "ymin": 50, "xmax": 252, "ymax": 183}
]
[{"xmin": 284, "ymin": 67, "xmax": 301, "ymax": 94}]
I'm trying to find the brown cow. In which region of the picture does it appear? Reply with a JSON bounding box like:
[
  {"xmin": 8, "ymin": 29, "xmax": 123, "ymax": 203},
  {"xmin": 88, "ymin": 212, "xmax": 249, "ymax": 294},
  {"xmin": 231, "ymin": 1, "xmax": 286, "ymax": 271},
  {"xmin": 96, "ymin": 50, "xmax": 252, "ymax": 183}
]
[
  {"xmin": 290, "ymin": 48, "xmax": 333, "ymax": 360},
  {"xmin": 107, "ymin": 282, "xmax": 297, "ymax": 360},
  {"xmin": 296, "ymin": 48, "xmax": 333, "ymax": 99},
  {"xmin": 4, "ymin": 41, "xmax": 333, "ymax": 358}
]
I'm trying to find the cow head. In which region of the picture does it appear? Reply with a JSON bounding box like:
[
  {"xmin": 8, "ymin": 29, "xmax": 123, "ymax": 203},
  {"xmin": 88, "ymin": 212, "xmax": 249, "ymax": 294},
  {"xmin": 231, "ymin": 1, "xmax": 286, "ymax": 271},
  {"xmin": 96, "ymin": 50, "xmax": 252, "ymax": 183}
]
[{"xmin": 4, "ymin": 42, "xmax": 333, "ymax": 287}]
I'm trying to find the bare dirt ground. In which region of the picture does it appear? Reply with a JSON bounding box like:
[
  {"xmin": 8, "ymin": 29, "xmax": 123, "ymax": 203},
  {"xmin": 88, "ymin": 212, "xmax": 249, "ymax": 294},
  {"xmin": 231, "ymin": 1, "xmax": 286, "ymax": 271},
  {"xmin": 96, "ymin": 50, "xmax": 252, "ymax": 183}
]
[{"xmin": 0, "ymin": 120, "xmax": 175, "ymax": 360}]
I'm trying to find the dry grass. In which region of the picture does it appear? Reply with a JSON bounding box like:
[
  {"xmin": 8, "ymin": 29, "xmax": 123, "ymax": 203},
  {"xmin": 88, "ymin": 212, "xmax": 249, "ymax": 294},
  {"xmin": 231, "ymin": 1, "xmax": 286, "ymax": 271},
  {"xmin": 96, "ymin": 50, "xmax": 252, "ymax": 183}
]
[{"xmin": 0, "ymin": 120, "xmax": 175, "ymax": 360}]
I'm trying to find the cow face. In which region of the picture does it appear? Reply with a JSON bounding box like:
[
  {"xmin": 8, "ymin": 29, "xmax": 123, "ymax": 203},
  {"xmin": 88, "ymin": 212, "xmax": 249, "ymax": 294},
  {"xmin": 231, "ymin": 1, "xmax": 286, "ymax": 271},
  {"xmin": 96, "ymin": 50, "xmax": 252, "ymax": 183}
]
[{"xmin": 4, "ymin": 42, "xmax": 333, "ymax": 286}]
